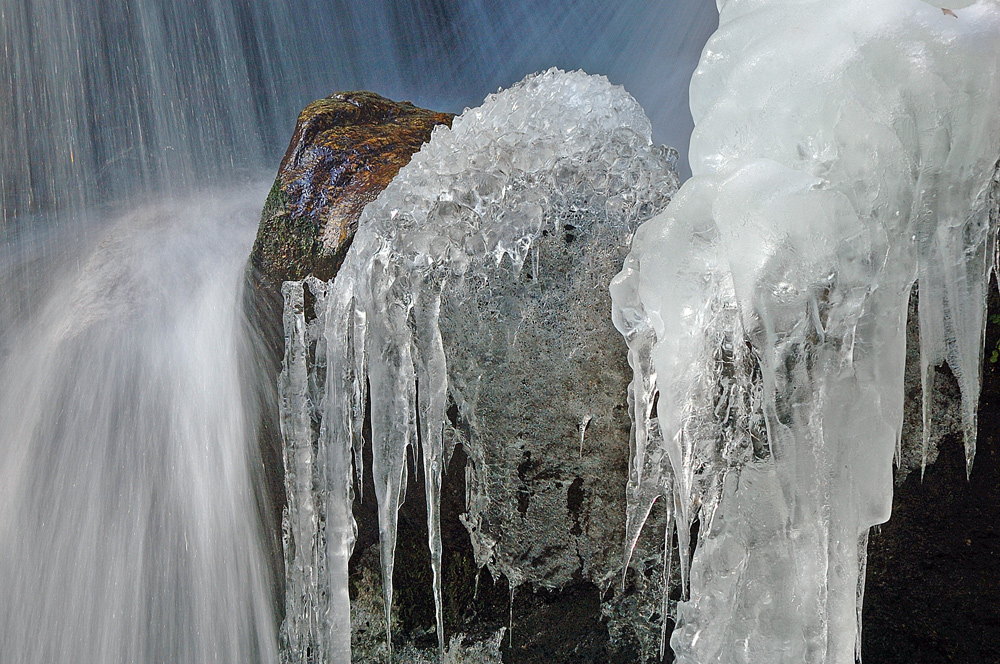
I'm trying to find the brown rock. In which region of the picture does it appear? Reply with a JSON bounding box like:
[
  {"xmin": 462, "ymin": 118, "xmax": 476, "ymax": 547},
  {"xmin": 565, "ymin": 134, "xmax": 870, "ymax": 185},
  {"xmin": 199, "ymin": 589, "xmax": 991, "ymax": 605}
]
[{"xmin": 250, "ymin": 91, "xmax": 453, "ymax": 288}]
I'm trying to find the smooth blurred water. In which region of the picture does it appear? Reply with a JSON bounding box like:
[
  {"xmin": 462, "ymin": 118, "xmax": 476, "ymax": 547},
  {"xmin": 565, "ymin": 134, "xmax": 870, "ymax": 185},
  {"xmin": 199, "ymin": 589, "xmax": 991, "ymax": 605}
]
[
  {"xmin": 0, "ymin": 185, "xmax": 278, "ymax": 664},
  {"xmin": 0, "ymin": 1, "xmax": 715, "ymax": 661}
]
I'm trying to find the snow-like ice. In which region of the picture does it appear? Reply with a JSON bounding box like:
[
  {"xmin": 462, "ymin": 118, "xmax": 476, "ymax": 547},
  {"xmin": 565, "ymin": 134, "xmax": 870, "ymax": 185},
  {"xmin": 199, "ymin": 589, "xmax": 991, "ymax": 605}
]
[
  {"xmin": 611, "ymin": 0, "xmax": 1000, "ymax": 661},
  {"xmin": 278, "ymin": 69, "xmax": 678, "ymax": 660}
]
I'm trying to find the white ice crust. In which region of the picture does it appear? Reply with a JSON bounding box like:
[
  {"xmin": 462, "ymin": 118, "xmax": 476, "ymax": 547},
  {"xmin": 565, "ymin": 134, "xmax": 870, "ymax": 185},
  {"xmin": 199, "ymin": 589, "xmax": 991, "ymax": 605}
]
[
  {"xmin": 278, "ymin": 69, "xmax": 677, "ymax": 661},
  {"xmin": 611, "ymin": 0, "xmax": 1000, "ymax": 662}
]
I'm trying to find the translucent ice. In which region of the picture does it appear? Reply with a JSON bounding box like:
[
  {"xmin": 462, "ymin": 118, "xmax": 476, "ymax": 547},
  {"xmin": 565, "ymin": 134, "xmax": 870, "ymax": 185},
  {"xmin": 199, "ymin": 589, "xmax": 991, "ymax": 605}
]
[
  {"xmin": 611, "ymin": 1, "xmax": 1000, "ymax": 662},
  {"xmin": 278, "ymin": 277, "xmax": 357, "ymax": 663},
  {"xmin": 278, "ymin": 69, "xmax": 678, "ymax": 660}
]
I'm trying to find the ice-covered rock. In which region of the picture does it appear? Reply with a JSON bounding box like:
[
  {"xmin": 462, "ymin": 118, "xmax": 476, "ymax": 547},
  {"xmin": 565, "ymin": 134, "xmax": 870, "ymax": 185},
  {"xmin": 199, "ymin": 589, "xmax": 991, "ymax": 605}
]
[
  {"xmin": 611, "ymin": 1, "xmax": 1000, "ymax": 662},
  {"xmin": 279, "ymin": 68, "xmax": 679, "ymax": 660},
  {"xmin": 244, "ymin": 92, "xmax": 451, "ymax": 646}
]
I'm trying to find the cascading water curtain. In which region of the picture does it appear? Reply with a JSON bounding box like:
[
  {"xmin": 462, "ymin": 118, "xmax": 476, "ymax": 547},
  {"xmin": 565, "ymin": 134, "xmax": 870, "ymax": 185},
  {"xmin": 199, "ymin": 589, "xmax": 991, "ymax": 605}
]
[{"xmin": 0, "ymin": 188, "xmax": 280, "ymax": 663}]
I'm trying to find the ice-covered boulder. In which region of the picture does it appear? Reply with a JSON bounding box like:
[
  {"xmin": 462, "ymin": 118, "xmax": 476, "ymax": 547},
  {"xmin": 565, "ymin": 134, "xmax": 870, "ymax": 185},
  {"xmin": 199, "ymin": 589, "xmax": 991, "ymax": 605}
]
[
  {"xmin": 277, "ymin": 69, "xmax": 681, "ymax": 661},
  {"xmin": 244, "ymin": 91, "xmax": 452, "ymax": 625}
]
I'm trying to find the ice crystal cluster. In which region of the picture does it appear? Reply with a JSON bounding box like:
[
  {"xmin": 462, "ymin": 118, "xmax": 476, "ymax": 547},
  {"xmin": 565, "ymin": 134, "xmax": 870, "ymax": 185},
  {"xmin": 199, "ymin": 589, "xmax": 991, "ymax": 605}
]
[
  {"xmin": 610, "ymin": 0, "xmax": 1000, "ymax": 662},
  {"xmin": 278, "ymin": 68, "xmax": 678, "ymax": 661}
]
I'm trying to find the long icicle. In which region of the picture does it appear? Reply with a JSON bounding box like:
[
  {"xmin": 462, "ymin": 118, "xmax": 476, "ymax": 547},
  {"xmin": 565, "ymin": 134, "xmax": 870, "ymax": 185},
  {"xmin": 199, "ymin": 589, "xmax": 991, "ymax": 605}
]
[
  {"xmin": 312, "ymin": 276, "xmax": 359, "ymax": 664},
  {"xmin": 366, "ymin": 260, "xmax": 418, "ymax": 656},
  {"xmin": 413, "ymin": 274, "xmax": 449, "ymax": 655},
  {"xmin": 659, "ymin": 500, "xmax": 675, "ymax": 662}
]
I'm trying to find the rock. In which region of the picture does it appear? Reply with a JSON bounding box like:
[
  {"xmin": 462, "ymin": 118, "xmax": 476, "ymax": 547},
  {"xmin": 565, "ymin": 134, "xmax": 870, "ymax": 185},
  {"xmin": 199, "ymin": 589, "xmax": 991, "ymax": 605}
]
[
  {"xmin": 250, "ymin": 91, "xmax": 454, "ymax": 288},
  {"xmin": 243, "ymin": 91, "xmax": 452, "ymax": 622}
]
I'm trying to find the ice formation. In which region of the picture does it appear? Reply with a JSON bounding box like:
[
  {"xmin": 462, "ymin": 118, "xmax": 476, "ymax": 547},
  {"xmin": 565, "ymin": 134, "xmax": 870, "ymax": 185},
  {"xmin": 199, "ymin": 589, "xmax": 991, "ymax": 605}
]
[
  {"xmin": 610, "ymin": 0, "xmax": 1000, "ymax": 662},
  {"xmin": 277, "ymin": 69, "xmax": 678, "ymax": 660}
]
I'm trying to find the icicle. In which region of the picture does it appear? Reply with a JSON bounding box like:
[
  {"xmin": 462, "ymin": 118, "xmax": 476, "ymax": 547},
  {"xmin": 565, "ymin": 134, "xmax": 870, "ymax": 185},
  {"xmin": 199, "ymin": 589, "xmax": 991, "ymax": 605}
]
[
  {"xmin": 673, "ymin": 488, "xmax": 692, "ymax": 599},
  {"xmin": 961, "ymin": 391, "xmax": 979, "ymax": 480},
  {"xmin": 366, "ymin": 260, "xmax": 418, "ymax": 654},
  {"xmin": 856, "ymin": 529, "xmax": 870, "ymax": 664},
  {"xmin": 918, "ymin": 284, "xmax": 943, "ymax": 481},
  {"xmin": 352, "ymin": 297, "xmax": 369, "ymax": 501},
  {"xmin": 612, "ymin": 277, "xmax": 669, "ymax": 579},
  {"xmin": 508, "ymin": 584, "xmax": 516, "ymax": 649},
  {"xmin": 278, "ymin": 281, "xmax": 320, "ymax": 662},
  {"xmin": 278, "ymin": 278, "xmax": 358, "ymax": 663},
  {"xmin": 312, "ymin": 276, "xmax": 359, "ymax": 664},
  {"xmin": 413, "ymin": 274, "xmax": 449, "ymax": 654},
  {"xmin": 659, "ymin": 499, "xmax": 675, "ymax": 662},
  {"xmin": 278, "ymin": 281, "xmax": 336, "ymax": 662}
]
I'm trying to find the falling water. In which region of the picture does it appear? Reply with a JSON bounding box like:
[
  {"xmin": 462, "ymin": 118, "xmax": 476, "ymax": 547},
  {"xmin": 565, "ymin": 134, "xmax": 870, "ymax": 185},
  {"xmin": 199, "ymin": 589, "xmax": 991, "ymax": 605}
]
[
  {"xmin": 0, "ymin": 0, "xmax": 716, "ymax": 226},
  {"xmin": 0, "ymin": 185, "xmax": 277, "ymax": 663}
]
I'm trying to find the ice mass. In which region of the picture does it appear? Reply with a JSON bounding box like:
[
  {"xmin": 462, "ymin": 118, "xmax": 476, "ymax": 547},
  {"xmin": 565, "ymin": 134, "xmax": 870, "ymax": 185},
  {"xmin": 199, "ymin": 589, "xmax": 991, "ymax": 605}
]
[
  {"xmin": 280, "ymin": 0, "xmax": 1000, "ymax": 661},
  {"xmin": 0, "ymin": 0, "xmax": 998, "ymax": 662}
]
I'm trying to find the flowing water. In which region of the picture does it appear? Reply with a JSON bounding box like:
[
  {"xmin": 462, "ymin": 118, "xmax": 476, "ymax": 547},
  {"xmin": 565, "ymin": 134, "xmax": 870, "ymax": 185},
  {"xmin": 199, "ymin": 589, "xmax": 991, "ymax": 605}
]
[
  {"xmin": 0, "ymin": 0, "xmax": 716, "ymax": 224},
  {"xmin": 0, "ymin": 186, "xmax": 277, "ymax": 663},
  {"xmin": 0, "ymin": 0, "xmax": 715, "ymax": 661}
]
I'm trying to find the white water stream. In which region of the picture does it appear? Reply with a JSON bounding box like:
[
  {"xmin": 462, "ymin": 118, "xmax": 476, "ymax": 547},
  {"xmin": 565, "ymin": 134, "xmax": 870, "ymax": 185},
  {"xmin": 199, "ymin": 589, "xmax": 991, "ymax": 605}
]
[{"xmin": 0, "ymin": 186, "xmax": 278, "ymax": 663}]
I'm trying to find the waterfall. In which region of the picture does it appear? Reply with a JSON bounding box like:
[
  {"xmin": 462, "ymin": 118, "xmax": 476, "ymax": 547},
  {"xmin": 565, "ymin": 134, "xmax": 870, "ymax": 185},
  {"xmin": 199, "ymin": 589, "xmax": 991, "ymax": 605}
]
[
  {"xmin": 0, "ymin": 0, "xmax": 716, "ymax": 225},
  {"xmin": 0, "ymin": 185, "xmax": 278, "ymax": 663}
]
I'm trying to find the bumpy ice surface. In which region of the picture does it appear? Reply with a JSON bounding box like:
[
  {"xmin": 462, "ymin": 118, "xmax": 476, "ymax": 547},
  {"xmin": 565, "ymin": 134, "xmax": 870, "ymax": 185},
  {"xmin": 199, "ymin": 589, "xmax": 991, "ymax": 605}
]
[
  {"xmin": 611, "ymin": 1, "xmax": 1000, "ymax": 662},
  {"xmin": 278, "ymin": 69, "xmax": 677, "ymax": 660}
]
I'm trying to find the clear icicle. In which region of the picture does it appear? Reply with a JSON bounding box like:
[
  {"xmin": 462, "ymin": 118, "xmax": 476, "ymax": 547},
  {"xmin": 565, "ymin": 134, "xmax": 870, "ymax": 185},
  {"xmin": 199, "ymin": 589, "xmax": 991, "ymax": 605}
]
[
  {"xmin": 611, "ymin": 284, "xmax": 669, "ymax": 578},
  {"xmin": 413, "ymin": 275, "xmax": 449, "ymax": 654},
  {"xmin": 920, "ymin": 360, "xmax": 935, "ymax": 481},
  {"xmin": 279, "ymin": 278, "xmax": 357, "ymax": 664},
  {"xmin": 508, "ymin": 584, "xmax": 516, "ymax": 648},
  {"xmin": 855, "ymin": 530, "xmax": 870, "ymax": 664},
  {"xmin": 659, "ymin": 500, "xmax": 675, "ymax": 662},
  {"xmin": 278, "ymin": 281, "xmax": 327, "ymax": 663},
  {"xmin": 313, "ymin": 276, "xmax": 360, "ymax": 664},
  {"xmin": 366, "ymin": 260, "xmax": 418, "ymax": 653},
  {"xmin": 351, "ymin": 296, "xmax": 369, "ymax": 499}
]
